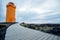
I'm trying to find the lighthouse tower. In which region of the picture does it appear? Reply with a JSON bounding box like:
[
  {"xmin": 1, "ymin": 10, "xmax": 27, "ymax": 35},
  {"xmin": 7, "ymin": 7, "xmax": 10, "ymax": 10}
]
[{"xmin": 6, "ymin": 2, "xmax": 16, "ymax": 22}]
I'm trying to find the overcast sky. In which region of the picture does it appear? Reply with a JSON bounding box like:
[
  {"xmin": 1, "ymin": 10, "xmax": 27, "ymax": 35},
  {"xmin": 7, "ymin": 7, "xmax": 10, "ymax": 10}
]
[{"xmin": 0, "ymin": 0, "xmax": 60, "ymax": 24}]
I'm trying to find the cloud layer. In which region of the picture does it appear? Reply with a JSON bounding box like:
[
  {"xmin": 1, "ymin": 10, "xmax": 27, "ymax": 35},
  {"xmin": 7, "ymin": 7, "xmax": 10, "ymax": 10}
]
[{"xmin": 0, "ymin": 0, "xmax": 60, "ymax": 23}]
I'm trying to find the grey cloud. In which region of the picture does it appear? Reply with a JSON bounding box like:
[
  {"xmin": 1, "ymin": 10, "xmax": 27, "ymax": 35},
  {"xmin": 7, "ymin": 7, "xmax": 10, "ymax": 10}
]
[{"xmin": 16, "ymin": 11, "xmax": 38, "ymax": 21}]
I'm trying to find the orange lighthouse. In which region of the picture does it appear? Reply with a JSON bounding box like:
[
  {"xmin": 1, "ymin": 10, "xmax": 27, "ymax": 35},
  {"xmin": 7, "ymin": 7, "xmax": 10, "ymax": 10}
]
[{"xmin": 6, "ymin": 2, "xmax": 16, "ymax": 22}]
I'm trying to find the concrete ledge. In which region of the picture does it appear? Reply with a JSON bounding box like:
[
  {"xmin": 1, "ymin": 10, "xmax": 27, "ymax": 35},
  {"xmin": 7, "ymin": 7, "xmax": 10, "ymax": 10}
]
[{"xmin": 0, "ymin": 22, "xmax": 17, "ymax": 40}]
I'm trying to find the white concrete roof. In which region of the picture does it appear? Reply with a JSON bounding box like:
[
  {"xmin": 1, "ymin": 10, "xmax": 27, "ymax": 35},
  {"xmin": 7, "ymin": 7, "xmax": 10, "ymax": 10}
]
[{"xmin": 5, "ymin": 23, "xmax": 60, "ymax": 40}]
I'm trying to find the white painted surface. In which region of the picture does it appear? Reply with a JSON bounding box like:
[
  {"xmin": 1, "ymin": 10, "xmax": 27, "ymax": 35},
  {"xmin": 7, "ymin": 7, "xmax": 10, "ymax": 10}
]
[{"xmin": 5, "ymin": 23, "xmax": 60, "ymax": 40}]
